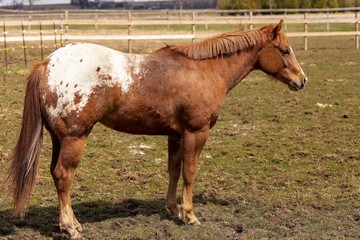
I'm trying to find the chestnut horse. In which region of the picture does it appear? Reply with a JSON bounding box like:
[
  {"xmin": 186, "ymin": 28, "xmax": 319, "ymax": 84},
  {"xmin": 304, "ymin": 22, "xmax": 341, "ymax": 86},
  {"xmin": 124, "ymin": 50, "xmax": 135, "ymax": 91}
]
[{"xmin": 7, "ymin": 20, "xmax": 307, "ymax": 239}]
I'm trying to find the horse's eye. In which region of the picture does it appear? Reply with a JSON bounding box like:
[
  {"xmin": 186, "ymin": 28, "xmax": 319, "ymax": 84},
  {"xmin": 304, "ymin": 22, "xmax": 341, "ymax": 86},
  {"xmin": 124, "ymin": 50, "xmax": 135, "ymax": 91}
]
[{"xmin": 280, "ymin": 49, "xmax": 290, "ymax": 55}]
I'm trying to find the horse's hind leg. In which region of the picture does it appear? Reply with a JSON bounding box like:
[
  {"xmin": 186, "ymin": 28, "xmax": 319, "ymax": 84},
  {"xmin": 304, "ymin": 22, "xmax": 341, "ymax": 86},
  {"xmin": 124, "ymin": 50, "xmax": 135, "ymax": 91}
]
[
  {"xmin": 49, "ymin": 130, "xmax": 60, "ymax": 174},
  {"xmin": 51, "ymin": 136, "xmax": 86, "ymax": 239},
  {"xmin": 166, "ymin": 135, "xmax": 182, "ymax": 219}
]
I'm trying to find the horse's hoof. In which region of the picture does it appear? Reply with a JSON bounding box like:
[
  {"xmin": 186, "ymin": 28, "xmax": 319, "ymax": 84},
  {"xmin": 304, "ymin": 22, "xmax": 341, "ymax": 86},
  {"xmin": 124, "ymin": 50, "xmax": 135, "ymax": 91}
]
[
  {"xmin": 180, "ymin": 207, "xmax": 201, "ymax": 226},
  {"xmin": 188, "ymin": 217, "xmax": 201, "ymax": 226},
  {"xmin": 69, "ymin": 230, "xmax": 83, "ymax": 240},
  {"xmin": 166, "ymin": 204, "xmax": 182, "ymax": 219},
  {"xmin": 76, "ymin": 224, "xmax": 83, "ymax": 233},
  {"xmin": 61, "ymin": 227, "xmax": 83, "ymax": 240},
  {"xmin": 70, "ymin": 235, "xmax": 83, "ymax": 240}
]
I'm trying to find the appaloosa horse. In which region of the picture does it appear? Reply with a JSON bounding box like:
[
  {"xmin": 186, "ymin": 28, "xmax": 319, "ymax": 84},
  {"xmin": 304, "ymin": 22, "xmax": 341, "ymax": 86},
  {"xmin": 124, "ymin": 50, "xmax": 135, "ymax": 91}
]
[{"xmin": 8, "ymin": 20, "xmax": 307, "ymax": 239}]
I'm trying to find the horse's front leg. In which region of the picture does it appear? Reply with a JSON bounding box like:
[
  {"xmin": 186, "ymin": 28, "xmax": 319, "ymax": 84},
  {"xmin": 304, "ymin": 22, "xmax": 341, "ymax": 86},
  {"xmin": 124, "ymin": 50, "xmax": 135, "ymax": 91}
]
[
  {"xmin": 166, "ymin": 135, "xmax": 183, "ymax": 219},
  {"xmin": 181, "ymin": 127, "xmax": 209, "ymax": 225},
  {"xmin": 51, "ymin": 136, "xmax": 86, "ymax": 239}
]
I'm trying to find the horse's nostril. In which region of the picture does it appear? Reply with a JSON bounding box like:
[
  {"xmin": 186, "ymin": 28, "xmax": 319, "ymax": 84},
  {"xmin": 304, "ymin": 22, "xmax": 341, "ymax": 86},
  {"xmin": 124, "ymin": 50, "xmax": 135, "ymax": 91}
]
[{"xmin": 303, "ymin": 77, "xmax": 308, "ymax": 84}]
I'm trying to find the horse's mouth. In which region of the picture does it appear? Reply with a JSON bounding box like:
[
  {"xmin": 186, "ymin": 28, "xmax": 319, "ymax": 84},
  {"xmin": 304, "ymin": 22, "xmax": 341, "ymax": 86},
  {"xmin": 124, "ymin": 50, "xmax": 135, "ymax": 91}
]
[{"xmin": 288, "ymin": 82, "xmax": 304, "ymax": 91}]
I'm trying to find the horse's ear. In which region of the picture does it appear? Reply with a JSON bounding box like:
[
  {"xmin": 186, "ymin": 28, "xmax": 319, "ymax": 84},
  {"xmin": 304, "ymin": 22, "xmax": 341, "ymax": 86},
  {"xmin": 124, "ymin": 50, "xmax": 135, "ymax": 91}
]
[{"xmin": 272, "ymin": 19, "xmax": 284, "ymax": 39}]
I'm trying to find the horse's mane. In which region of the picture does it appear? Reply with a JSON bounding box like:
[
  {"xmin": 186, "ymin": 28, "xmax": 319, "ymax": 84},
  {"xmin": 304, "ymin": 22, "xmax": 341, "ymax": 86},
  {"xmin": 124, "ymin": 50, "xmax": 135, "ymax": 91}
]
[{"xmin": 165, "ymin": 26, "xmax": 270, "ymax": 60}]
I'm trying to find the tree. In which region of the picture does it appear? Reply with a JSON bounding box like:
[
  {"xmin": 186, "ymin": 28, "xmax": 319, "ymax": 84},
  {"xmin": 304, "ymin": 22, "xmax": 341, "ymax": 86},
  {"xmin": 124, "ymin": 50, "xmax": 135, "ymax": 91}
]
[
  {"xmin": 327, "ymin": 0, "xmax": 339, "ymax": 7},
  {"xmin": 218, "ymin": 0, "xmax": 262, "ymax": 9},
  {"xmin": 312, "ymin": 0, "xmax": 340, "ymax": 7},
  {"xmin": 258, "ymin": 0, "xmax": 275, "ymax": 8},
  {"xmin": 177, "ymin": 0, "xmax": 183, "ymax": 9},
  {"xmin": 299, "ymin": 0, "xmax": 312, "ymax": 8},
  {"xmin": 312, "ymin": 0, "xmax": 327, "ymax": 7},
  {"xmin": 273, "ymin": 0, "xmax": 299, "ymax": 8},
  {"xmin": 339, "ymin": 0, "xmax": 358, "ymax": 7},
  {"xmin": 27, "ymin": 0, "xmax": 39, "ymax": 10},
  {"xmin": 79, "ymin": 0, "xmax": 89, "ymax": 9},
  {"xmin": 287, "ymin": 0, "xmax": 300, "ymax": 8},
  {"xmin": 11, "ymin": 0, "xmax": 24, "ymax": 9},
  {"xmin": 218, "ymin": 0, "xmax": 353, "ymax": 9}
]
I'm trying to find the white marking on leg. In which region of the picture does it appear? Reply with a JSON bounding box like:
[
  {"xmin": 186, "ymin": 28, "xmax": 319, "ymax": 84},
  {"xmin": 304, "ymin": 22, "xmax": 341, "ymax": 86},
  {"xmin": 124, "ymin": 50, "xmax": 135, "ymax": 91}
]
[
  {"xmin": 61, "ymin": 204, "xmax": 75, "ymax": 227},
  {"xmin": 60, "ymin": 204, "xmax": 81, "ymax": 238}
]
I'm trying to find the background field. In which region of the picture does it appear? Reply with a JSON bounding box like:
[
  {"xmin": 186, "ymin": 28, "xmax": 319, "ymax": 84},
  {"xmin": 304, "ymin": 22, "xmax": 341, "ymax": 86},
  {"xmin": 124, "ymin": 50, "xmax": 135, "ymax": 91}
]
[{"xmin": 0, "ymin": 33, "xmax": 359, "ymax": 239}]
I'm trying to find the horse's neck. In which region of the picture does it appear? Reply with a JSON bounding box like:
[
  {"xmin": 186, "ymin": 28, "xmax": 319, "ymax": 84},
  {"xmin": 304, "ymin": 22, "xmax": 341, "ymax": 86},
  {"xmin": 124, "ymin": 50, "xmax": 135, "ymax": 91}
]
[{"xmin": 216, "ymin": 49, "xmax": 259, "ymax": 92}]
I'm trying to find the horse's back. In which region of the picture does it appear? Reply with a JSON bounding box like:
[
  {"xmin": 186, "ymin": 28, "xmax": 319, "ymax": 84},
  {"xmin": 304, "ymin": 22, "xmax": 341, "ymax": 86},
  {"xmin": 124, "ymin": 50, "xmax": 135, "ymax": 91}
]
[{"xmin": 46, "ymin": 43, "xmax": 144, "ymax": 95}]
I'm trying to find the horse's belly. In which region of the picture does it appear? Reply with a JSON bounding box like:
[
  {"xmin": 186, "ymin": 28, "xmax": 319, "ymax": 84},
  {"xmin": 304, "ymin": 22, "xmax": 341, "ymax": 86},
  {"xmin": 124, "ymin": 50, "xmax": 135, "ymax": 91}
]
[{"xmin": 100, "ymin": 110, "xmax": 178, "ymax": 136}]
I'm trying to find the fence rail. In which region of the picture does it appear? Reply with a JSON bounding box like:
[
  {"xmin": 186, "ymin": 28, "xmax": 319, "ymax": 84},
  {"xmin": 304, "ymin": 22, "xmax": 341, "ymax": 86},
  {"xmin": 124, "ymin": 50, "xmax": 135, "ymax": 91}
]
[
  {"xmin": 1, "ymin": 6, "xmax": 360, "ymax": 14},
  {"xmin": 1, "ymin": 8, "xmax": 359, "ymax": 67}
]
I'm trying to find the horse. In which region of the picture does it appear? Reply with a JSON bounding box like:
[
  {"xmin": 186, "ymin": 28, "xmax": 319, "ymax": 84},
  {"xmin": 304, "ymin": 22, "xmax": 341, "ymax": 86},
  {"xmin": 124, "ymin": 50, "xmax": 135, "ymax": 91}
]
[{"xmin": 7, "ymin": 20, "xmax": 307, "ymax": 239}]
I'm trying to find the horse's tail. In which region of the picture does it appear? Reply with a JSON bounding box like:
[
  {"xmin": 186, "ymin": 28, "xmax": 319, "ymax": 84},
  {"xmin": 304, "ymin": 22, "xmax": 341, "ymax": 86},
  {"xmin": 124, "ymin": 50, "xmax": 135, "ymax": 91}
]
[{"xmin": 7, "ymin": 60, "xmax": 48, "ymax": 217}]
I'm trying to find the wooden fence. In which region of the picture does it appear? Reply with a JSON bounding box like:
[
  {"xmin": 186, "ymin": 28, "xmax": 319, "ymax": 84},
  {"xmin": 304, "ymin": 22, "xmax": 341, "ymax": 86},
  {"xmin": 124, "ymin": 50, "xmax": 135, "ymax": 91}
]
[{"xmin": 1, "ymin": 8, "xmax": 359, "ymax": 66}]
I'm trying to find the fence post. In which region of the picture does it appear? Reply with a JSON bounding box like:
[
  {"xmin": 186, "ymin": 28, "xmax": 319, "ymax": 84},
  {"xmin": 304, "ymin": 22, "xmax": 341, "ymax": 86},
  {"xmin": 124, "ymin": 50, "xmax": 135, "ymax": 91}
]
[
  {"xmin": 22, "ymin": 22, "xmax": 27, "ymax": 67},
  {"xmin": 3, "ymin": 22, "xmax": 8, "ymax": 68},
  {"xmin": 28, "ymin": 14, "xmax": 32, "ymax": 31},
  {"xmin": 39, "ymin": 21, "xmax": 44, "ymax": 61},
  {"xmin": 326, "ymin": 9, "xmax": 330, "ymax": 32},
  {"xmin": 65, "ymin": 10, "xmax": 69, "ymax": 23},
  {"xmin": 205, "ymin": 10, "xmax": 208, "ymax": 31},
  {"xmin": 65, "ymin": 10, "xmax": 69, "ymax": 45},
  {"xmin": 65, "ymin": 24, "xmax": 69, "ymax": 45},
  {"xmin": 95, "ymin": 13, "xmax": 98, "ymax": 29},
  {"xmin": 192, "ymin": 11, "xmax": 196, "ymax": 44},
  {"xmin": 167, "ymin": 10, "xmax": 170, "ymax": 30},
  {"xmin": 356, "ymin": 12, "xmax": 359, "ymax": 50},
  {"xmin": 249, "ymin": 11, "xmax": 253, "ymax": 30},
  {"xmin": 304, "ymin": 12, "xmax": 308, "ymax": 51},
  {"xmin": 128, "ymin": 11, "xmax": 132, "ymax": 53},
  {"xmin": 53, "ymin": 20, "xmax": 58, "ymax": 49},
  {"xmin": 59, "ymin": 20, "xmax": 64, "ymax": 47}
]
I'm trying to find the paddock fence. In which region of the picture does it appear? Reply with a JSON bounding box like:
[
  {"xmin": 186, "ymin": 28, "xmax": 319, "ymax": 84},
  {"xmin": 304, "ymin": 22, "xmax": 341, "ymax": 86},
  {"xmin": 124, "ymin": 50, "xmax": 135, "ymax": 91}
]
[{"xmin": 1, "ymin": 7, "xmax": 359, "ymax": 67}]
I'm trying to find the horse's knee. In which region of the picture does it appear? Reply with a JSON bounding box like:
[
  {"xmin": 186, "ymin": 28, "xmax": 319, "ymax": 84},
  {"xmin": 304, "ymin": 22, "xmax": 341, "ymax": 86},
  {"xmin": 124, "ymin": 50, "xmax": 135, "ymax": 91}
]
[{"xmin": 183, "ymin": 169, "xmax": 196, "ymax": 184}]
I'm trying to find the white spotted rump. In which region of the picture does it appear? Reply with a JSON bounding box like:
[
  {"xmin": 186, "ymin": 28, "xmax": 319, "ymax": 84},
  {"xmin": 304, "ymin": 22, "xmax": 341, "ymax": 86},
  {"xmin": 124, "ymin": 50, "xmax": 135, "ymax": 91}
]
[{"xmin": 45, "ymin": 43, "xmax": 145, "ymax": 119}]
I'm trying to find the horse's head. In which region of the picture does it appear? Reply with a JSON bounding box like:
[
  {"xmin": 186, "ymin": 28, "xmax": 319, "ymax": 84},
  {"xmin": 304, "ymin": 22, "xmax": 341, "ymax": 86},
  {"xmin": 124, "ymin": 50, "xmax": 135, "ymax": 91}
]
[{"xmin": 257, "ymin": 20, "xmax": 307, "ymax": 91}]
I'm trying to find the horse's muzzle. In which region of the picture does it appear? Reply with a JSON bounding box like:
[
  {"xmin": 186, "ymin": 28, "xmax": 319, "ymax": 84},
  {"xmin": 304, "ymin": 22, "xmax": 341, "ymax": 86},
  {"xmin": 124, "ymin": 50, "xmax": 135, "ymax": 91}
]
[{"xmin": 289, "ymin": 77, "xmax": 307, "ymax": 91}]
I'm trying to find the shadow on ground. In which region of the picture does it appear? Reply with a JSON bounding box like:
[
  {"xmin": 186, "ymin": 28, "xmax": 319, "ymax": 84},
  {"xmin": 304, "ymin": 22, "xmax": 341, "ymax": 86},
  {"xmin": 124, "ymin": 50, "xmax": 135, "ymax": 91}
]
[{"xmin": 0, "ymin": 193, "xmax": 232, "ymax": 239}]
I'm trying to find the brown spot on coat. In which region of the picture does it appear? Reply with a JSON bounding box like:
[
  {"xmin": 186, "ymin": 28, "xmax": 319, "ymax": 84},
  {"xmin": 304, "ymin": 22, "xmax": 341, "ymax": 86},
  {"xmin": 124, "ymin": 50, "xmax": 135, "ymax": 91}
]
[{"xmin": 74, "ymin": 92, "xmax": 82, "ymax": 105}]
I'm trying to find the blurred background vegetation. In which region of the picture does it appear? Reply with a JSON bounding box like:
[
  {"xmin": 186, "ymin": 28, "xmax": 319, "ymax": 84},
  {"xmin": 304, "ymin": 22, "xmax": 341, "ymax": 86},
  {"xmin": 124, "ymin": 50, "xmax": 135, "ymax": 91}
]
[{"xmin": 218, "ymin": 0, "xmax": 360, "ymax": 9}]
